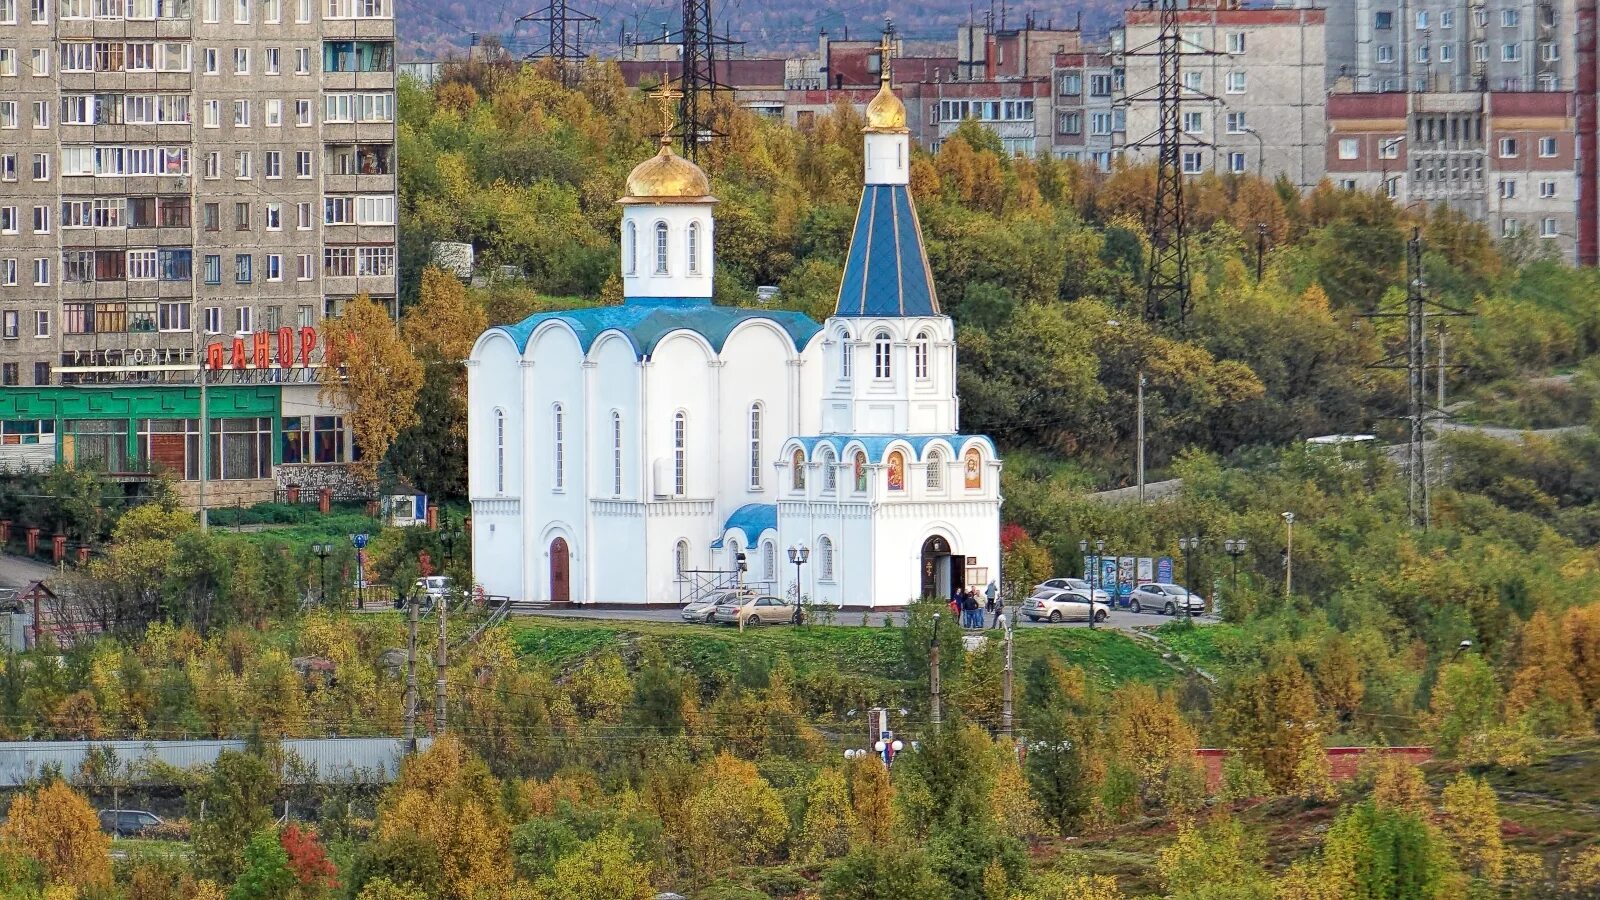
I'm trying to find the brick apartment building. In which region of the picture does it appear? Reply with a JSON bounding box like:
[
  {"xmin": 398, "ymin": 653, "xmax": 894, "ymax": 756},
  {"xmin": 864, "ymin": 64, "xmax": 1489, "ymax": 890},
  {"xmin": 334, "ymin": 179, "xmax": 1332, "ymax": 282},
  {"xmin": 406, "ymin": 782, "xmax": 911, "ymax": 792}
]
[{"xmin": 0, "ymin": 0, "xmax": 396, "ymax": 504}]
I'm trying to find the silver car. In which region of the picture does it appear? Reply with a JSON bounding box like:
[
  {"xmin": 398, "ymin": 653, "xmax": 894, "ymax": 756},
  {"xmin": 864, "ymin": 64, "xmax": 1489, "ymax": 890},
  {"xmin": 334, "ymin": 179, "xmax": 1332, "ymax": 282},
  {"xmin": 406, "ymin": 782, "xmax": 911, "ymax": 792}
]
[
  {"xmin": 681, "ymin": 590, "xmax": 748, "ymax": 623},
  {"xmin": 1036, "ymin": 577, "xmax": 1111, "ymax": 604},
  {"xmin": 1022, "ymin": 590, "xmax": 1110, "ymax": 624},
  {"xmin": 1129, "ymin": 583, "xmax": 1205, "ymax": 615}
]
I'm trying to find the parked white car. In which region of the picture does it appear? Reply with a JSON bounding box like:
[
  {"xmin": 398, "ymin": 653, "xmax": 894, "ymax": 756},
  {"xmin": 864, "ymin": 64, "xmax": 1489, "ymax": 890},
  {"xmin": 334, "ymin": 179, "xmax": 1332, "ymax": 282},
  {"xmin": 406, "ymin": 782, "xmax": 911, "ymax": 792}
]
[
  {"xmin": 1035, "ymin": 577, "xmax": 1111, "ymax": 604},
  {"xmin": 1022, "ymin": 590, "xmax": 1110, "ymax": 624},
  {"xmin": 1129, "ymin": 582, "xmax": 1205, "ymax": 615},
  {"xmin": 415, "ymin": 576, "xmax": 452, "ymax": 601}
]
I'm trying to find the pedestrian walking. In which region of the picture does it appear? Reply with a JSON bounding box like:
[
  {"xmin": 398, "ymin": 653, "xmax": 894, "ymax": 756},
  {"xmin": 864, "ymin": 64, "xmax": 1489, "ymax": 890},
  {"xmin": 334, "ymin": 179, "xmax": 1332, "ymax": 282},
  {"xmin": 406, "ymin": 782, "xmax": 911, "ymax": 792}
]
[
  {"xmin": 990, "ymin": 593, "xmax": 1005, "ymax": 629},
  {"xmin": 986, "ymin": 580, "xmax": 998, "ymax": 607}
]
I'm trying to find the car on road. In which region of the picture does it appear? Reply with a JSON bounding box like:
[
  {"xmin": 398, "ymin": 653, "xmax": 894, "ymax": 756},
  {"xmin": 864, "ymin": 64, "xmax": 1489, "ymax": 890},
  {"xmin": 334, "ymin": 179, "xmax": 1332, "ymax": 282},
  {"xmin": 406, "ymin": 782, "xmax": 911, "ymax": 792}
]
[
  {"xmin": 1035, "ymin": 577, "xmax": 1111, "ymax": 604},
  {"xmin": 415, "ymin": 576, "xmax": 452, "ymax": 600},
  {"xmin": 1022, "ymin": 589, "xmax": 1110, "ymax": 624},
  {"xmin": 1129, "ymin": 583, "xmax": 1205, "ymax": 615},
  {"xmin": 681, "ymin": 590, "xmax": 750, "ymax": 623},
  {"xmin": 712, "ymin": 594, "xmax": 798, "ymax": 627},
  {"xmin": 98, "ymin": 809, "xmax": 164, "ymax": 838}
]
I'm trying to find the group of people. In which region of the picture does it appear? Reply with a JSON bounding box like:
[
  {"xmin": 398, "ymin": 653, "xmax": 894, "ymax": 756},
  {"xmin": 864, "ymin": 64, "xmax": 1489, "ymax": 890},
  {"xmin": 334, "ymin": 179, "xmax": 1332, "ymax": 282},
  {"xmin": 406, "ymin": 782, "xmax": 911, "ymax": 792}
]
[{"xmin": 951, "ymin": 581, "xmax": 1004, "ymax": 629}]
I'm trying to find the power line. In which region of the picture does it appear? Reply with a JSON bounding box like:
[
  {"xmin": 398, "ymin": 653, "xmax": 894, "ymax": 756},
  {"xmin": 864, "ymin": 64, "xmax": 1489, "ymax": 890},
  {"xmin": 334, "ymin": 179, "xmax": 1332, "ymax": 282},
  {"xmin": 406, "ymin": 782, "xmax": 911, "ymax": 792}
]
[{"xmin": 518, "ymin": 0, "xmax": 597, "ymax": 87}]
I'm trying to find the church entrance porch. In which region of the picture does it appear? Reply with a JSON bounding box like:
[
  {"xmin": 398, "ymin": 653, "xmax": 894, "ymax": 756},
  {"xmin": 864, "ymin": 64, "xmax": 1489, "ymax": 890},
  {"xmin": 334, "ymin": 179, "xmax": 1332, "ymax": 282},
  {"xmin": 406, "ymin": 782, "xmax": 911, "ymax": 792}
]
[
  {"xmin": 920, "ymin": 535, "xmax": 965, "ymax": 600},
  {"xmin": 549, "ymin": 538, "xmax": 570, "ymax": 602}
]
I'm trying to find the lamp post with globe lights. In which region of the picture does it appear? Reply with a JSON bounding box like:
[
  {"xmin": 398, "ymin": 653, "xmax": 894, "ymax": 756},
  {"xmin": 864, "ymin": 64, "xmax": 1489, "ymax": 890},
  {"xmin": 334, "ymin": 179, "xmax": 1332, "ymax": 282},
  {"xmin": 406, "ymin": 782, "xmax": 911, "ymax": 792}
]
[
  {"xmin": 788, "ymin": 544, "xmax": 809, "ymax": 624},
  {"xmin": 1223, "ymin": 538, "xmax": 1247, "ymax": 614},
  {"xmin": 1079, "ymin": 538, "xmax": 1106, "ymax": 629}
]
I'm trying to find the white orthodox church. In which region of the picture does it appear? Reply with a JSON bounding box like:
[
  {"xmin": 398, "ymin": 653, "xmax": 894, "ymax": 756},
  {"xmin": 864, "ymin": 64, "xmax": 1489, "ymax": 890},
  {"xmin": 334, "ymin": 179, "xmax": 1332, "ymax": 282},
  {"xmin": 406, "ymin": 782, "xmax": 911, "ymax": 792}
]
[{"xmin": 466, "ymin": 74, "xmax": 1002, "ymax": 608}]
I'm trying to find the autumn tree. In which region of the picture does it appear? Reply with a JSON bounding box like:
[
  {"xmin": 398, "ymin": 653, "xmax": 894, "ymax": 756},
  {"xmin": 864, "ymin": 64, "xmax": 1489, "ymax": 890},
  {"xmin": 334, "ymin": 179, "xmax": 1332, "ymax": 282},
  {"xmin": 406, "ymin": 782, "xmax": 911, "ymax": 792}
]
[
  {"xmin": 319, "ymin": 293, "xmax": 424, "ymax": 482},
  {"xmin": 846, "ymin": 754, "xmax": 896, "ymax": 846},
  {"xmin": 191, "ymin": 751, "xmax": 280, "ymax": 884},
  {"xmin": 1219, "ymin": 657, "xmax": 1322, "ymax": 792},
  {"xmin": 535, "ymin": 830, "xmax": 655, "ymax": 900},
  {"xmin": 391, "ymin": 266, "xmax": 488, "ymax": 497},
  {"xmin": 1367, "ymin": 754, "xmax": 1429, "ymax": 813},
  {"xmin": 821, "ymin": 844, "xmax": 946, "ymax": 900},
  {"xmin": 1440, "ymin": 774, "xmax": 1506, "ymax": 885},
  {"xmin": 1155, "ymin": 814, "xmax": 1274, "ymax": 900},
  {"xmin": 1319, "ymin": 802, "xmax": 1447, "ymax": 900},
  {"xmin": 280, "ymin": 823, "xmax": 339, "ymax": 897},
  {"xmin": 796, "ymin": 767, "xmax": 858, "ymax": 863},
  {"xmin": 1107, "ymin": 682, "xmax": 1198, "ymax": 809},
  {"xmin": 682, "ymin": 752, "xmax": 789, "ymax": 881},
  {"xmin": 230, "ymin": 829, "xmax": 297, "ymax": 900},
  {"xmin": 1507, "ymin": 610, "xmax": 1590, "ymax": 736},
  {"xmin": 0, "ymin": 779, "xmax": 110, "ymax": 891}
]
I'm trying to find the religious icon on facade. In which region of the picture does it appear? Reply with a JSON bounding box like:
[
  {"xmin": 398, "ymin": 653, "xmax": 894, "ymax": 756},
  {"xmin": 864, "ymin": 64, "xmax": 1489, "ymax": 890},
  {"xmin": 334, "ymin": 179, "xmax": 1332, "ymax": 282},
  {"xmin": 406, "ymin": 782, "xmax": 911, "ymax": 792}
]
[
  {"xmin": 792, "ymin": 448, "xmax": 806, "ymax": 489},
  {"xmin": 853, "ymin": 451, "xmax": 868, "ymax": 492},
  {"xmin": 887, "ymin": 450, "xmax": 905, "ymax": 491},
  {"xmin": 964, "ymin": 447, "xmax": 982, "ymax": 489}
]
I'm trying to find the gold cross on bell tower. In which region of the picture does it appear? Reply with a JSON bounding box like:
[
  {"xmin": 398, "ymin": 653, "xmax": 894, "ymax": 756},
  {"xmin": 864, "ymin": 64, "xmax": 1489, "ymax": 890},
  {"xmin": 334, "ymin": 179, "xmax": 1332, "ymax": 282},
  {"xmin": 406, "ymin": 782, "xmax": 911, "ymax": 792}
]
[
  {"xmin": 876, "ymin": 22, "xmax": 896, "ymax": 86},
  {"xmin": 648, "ymin": 78, "xmax": 683, "ymax": 144}
]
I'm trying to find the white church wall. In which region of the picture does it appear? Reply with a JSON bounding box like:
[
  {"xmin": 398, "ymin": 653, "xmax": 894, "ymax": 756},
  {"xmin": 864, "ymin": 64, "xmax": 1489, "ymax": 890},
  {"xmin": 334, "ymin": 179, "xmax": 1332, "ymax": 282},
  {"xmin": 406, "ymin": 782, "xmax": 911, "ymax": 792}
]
[
  {"xmin": 466, "ymin": 334, "xmax": 526, "ymax": 602},
  {"xmin": 620, "ymin": 203, "xmax": 716, "ymax": 299},
  {"xmin": 523, "ymin": 324, "xmax": 588, "ymax": 602},
  {"xmin": 586, "ymin": 334, "xmax": 647, "ymax": 603},
  {"xmin": 716, "ymin": 321, "xmax": 798, "ymax": 509},
  {"xmin": 864, "ymin": 132, "xmax": 910, "ymax": 186}
]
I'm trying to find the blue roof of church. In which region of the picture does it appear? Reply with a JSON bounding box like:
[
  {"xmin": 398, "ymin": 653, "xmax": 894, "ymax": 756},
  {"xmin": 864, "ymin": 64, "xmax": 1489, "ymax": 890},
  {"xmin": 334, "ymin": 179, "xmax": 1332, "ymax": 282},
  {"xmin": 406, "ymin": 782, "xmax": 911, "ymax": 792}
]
[
  {"xmin": 491, "ymin": 298, "xmax": 821, "ymax": 359},
  {"xmin": 834, "ymin": 184, "xmax": 940, "ymax": 318},
  {"xmin": 792, "ymin": 434, "xmax": 996, "ymax": 460},
  {"xmin": 714, "ymin": 503, "xmax": 778, "ymax": 549}
]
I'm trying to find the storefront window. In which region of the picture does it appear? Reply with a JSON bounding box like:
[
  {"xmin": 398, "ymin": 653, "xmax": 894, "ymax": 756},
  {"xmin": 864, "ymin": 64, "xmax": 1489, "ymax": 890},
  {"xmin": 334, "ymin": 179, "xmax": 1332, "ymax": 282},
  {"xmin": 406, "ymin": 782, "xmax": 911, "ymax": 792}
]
[
  {"xmin": 209, "ymin": 416, "xmax": 271, "ymax": 480},
  {"xmin": 281, "ymin": 416, "xmax": 306, "ymax": 463},
  {"xmin": 136, "ymin": 418, "xmax": 199, "ymax": 479},
  {"xmin": 63, "ymin": 419, "xmax": 131, "ymax": 471},
  {"xmin": 314, "ymin": 415, "xmax": 344, "ymax": 463}
]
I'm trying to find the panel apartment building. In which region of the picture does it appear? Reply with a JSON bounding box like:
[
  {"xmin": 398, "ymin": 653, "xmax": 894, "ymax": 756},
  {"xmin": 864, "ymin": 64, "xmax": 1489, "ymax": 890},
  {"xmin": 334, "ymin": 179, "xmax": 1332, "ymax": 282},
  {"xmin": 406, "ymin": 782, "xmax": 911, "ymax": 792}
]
[{"xmin": 0, "ymin": 0, "xmax": 395, "ymax": 505}]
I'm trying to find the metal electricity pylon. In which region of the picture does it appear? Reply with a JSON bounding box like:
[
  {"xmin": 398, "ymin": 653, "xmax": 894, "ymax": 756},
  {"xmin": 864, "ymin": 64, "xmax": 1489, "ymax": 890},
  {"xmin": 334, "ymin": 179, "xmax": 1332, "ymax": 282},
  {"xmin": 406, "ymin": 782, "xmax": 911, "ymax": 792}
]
[
  {"xmin": 518, "ymin": 0, "xmax": 596, "ymax": 87},
  {"xmin": 633, "ymin": 0, "xmax": 743, "ymax": 160}
]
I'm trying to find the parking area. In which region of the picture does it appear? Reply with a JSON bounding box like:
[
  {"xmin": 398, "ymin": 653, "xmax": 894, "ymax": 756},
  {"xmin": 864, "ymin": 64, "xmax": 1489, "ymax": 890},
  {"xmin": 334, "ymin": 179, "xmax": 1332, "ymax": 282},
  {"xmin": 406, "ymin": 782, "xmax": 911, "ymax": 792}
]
[{"xmin": 510, "ymin": 603, "xmax": 1216, "ymax": 633}]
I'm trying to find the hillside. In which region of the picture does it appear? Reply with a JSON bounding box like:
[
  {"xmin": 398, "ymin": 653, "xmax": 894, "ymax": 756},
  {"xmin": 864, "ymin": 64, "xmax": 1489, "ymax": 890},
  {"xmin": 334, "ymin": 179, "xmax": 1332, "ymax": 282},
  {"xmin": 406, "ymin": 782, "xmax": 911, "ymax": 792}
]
[{"xmin": 397, "ymin": 0, "xmax": 1126, "ymax": 59}]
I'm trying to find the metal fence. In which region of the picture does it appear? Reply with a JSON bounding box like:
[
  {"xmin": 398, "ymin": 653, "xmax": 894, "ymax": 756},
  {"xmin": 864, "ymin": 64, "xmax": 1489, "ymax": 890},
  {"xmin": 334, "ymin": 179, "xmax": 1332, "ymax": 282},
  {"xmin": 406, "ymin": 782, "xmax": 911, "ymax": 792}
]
[{"xmin": 0, "ymin": 737, "xmax": 431, "ymax": 787}]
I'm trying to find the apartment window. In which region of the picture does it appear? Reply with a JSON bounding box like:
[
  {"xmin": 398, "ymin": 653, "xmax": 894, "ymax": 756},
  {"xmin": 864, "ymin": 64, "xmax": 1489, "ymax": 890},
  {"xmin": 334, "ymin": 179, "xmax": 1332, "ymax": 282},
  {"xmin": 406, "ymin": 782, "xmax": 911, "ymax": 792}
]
[
  {"xmin": 1089, "ymin": 73, "xmax": 1113, "ymax": 96},
  {"xmin": 1415, "ymin": 10, "xmax": 1428, "ymax": 29},
  {"xmin": 265, "ymin": 47, "xmax": 280, "ymax": 74},
  {"xmin": 1336, "ymin": 138, "xmax": 1359, "ymax": 161},
  {"xmin": 1541, "ymin": 218, "xmax": 1559, "ymax": 238},
  {"xmin": 296, "ymin": 253, "xmax": 312, "ymax": 280},
  {"xmin": 1226, "ymin": 112, "xmax": 1246, "ymax": 134},
  {"xmin": 1377, "ymin": 44, "xmax": 1395, "ymax": 64},
  {"xmin": 32, "ymin": 257, "xmax": 48, "ymax": 285},
  {"xmin": 32, "ymin": 362, "xmax": 48, "ymax": 385},
  {"xmin": 1539, "ymin": 180, "xmax": 1558, "ymax": 199},
  {"xmin": 1059, "ymin": 112, "xmax": 1080, "ymax": 135},
  {"xmin": 157, "ymin": 198, "xmax": 188, "ymax": 228},
  {"xmin": 30, "ymin": 47, "xmax": 45, "ymax": 76},
  {"xmin": 0, "ymin": 155, "xmax": 13, "ymax": 180},
  {"xmin": 202, "ymin": 203, "xmax": 219, "ymax": 231},
  {"xmin": 295, "ymin": 99, "xmax": 312, "ymax": 126},
  {"xmin": 1499, "ymin": 138, "xmax": 1518, "ymax": 158},
  {"xmin": 0, "ymin": 259, "xmax": 13, "ymax": 284},
  {"xmin": 1539, "ymin": 137, "xmax": 1558, "ymax": 158},
  {"xmin": 266, "ymin": 254, "xmax": 281, "ymax": 281},
  {"xmin": 1542, "ymin": 43, "xmax": 1559, "ymax": 62},
  {"xmin": 357, "ymin": 247, "xmax": 393, "ymax": 276},
  {"xmin": 1182, "ymin": 111, "xmax": 1203, "ymax": 134},
  {"xmin": 32, "ymin": 101, "xmax": 48, "ymax": 128},
  {"xmin": 234, "ymin": 254, "xmax": 252, "ymax": 283},
  {"xmin": 203, "ymin": 98, "xmax": 219, "ymax": 127},
  {"xmin": 203, "ymin": 305, "xmax": 221, "ymax": 334},
  {"xmin": 202, "ymin": 254, "xmax": 220, "ymax": 284},
  {"xmin": 1375, "ymin": 10, "xmax": 1392, "ymax": 29},
  {"xmin": 1059, "ymin": 72, "xmax": 1081, "ymax": 95},
  {"xmin": 1502, "ymin": 43, "xmax": 1521, "ymax": 62},
  {"xmin": 233, "ymin": 306, "xmax": 252, "ymax": 333},
  {"xmin": 2, "ymin": 0, "xmax": 17, "ymax": 21},
  {"xmin": 323, "ymin": 247, "xmax": 355, "ymax": 276},
  {"xmin": 1502, "ymin": 218, "xmax": 1521, "ymax": 238},
  {"xmin": 1227, "ymin": 32, "xmax": 1245, "ymax": 55},
  {"xmin": 325, "ymin": 197, "xmax": 353, "ymax": 225},
  {"xmin": 204, "ymin": 151, "xmax": 220, "ymax": 179},
  {"xmin": 235, "ymin": 201, "xmax": 250, "ymax": 229},
  {"xmin": 265, "ymin": 99, "xmax": 281, "ymax": 127},
  {"xmin": 1091, "ymin": 112, "xmax": 1113, "ymax": 135},
  {"xmin": 2, "ymin": 312, "xmax": 16, "ymax": 339},
  {"xmin": 33, "ymin": 311, "xmax": 49, "ymax": 337},
  {"xmin": 127, "ymin": 249, "xmax": 157, "ymax": 280},
  {"xmin": 294, "ymin": 150, "xmax": 312, "ymax": 179},
  {"xmin": 1473, "ymin": 42, "xmax": 1487, "ymax": 63},
  {"xmin": 1441, "ymin": 10, "xmax": 1454, "ymax": 28},
  {"xmin": 0, "ymin": 207, "xmax": 14, "ymax": 233},
  {"xmin": 1182, "ymin": 151, "xmax": 1204, "ymax": 174},
  {"xmin": 265, "ymin": 151, "xmax": 281, "ymax": 178},
  {"xmin": 1182, "ymin": 70, "xmax": 1202, "ymax": 92},
  {"xmin": 1228, "ymin": 152, "xmax": 1246, "ymax": 174},
  {"xmin": 235, "ymin": 150, "xmax": 251, "ymax": 178},
  {"xmin": 0, "ymin": 49, "xmax": 14, "ymax": 78},
  {"xmin": 157, "ymin": 301, "xmax": 189, "ymax": 331},
  {"xmin": 203, "ymin": 47, "xmax": 217, "ymax": 73},
  {"xmin": 1379, "ymin": 138, "xmax": 1401, "ymax": 159},
  {"xmin": 31, "ymin": 205, "xmax": 48, "ymax": 233},
  {"xmin": 1, "ymin": 364, "xmax": 16, "ymax": 386},
  {"xmin": 233, "ymin": 99, "xmax": 249, "ymax": 126},
  {"xmin": 297, "ymin": 202, "xmax": 312, "ymax": 229},
  {"xmin": 1417, "ymin": 44, "xmax": 1430, "ymax": 63},
  {"xmin": 356, "ymin": 195, "xmax": 394, "ymax": 225},
  {"xmin": 0, "ymin": 101, "xmax": 15, "ymax": 129},
  {"xmin": 265, "ymin": 202, "xmax": 281, "ymax": 230},
  {"xmin": 1225, "ymin": 71, "xmax": 1246, "ymax": 93},
  {"xmin": 31, "ymin": 154, "xmax": 48, "ymax": 181},
  {"xmin": 233, "ymin": 0, "xmax": 247, "ymax": 21},
  {"xmin": 1440, "ymin": 43, "xmax": 1454, "ymax": 63},
  {"xmin": 1502, "ymin": 9, "xmax": 1519, "ymax": 27}
]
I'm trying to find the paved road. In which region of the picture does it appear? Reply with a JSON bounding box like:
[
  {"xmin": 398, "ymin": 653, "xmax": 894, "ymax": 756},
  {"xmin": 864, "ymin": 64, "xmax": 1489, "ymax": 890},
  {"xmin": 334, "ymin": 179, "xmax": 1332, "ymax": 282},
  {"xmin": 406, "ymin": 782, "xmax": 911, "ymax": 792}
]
[
  {"xmin": 0, "ymin": 553, "xmax": 55, "ymax": 591},
  {"xmin": 510, "ymin": 604, "xmax": 1214, "ymax": 634}
]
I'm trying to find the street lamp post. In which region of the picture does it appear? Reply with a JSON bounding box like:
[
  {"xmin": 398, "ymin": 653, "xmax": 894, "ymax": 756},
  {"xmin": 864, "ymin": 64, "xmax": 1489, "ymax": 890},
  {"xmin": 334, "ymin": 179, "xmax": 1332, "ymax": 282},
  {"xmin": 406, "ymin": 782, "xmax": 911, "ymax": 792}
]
[
  {"xmin": 1241, "ymin": 125, "xmax": 1266, "ymax": 180},
  {"xmin": 1223, "ymin": 538, "xmax": 1247, "ymax": 611},
  {"xmin": 1177, "ymin": 536, "xmax": 1200, "ymax": 621},
  {"xmin": 1079, "ymin": 538, "xmax": 1106, "ymax": 629},
  {"xmin": 312, "ymin": 543, "xmax": 332, "ymax": 605},
  {"xmin": 788, "ymin": 544, "xmax": 810, "ymax": 624},
  {"xmin": 1282, "ymin": 512, "xmax": 1295, "ymax": 597},
  {"xmin": 1451, "ymin": 639, "xmax": 1473, "ymax": 662}
]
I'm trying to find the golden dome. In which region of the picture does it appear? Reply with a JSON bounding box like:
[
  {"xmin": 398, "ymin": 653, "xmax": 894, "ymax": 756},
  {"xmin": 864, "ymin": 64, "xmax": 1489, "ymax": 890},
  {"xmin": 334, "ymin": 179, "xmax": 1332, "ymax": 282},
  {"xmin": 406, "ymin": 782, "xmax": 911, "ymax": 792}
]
[
  {"xmin": 620, "ymin": 137, "xmax": 714, "ymax": 204},
  {"xmin": 863, "ymin": 83, "xmax": 908, "ymax": 133}
]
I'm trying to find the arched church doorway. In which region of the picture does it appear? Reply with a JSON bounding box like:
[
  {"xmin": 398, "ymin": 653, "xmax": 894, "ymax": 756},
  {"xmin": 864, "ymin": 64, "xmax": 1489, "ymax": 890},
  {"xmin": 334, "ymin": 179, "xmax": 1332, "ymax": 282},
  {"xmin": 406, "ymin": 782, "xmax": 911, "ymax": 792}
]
[
  {"xmin": 920, "ymin": 535, "xmax": 963, "ymax": 600},
  {"xmin": 549, "ymin": 538, "xmax": 571, "ymax": 602}
]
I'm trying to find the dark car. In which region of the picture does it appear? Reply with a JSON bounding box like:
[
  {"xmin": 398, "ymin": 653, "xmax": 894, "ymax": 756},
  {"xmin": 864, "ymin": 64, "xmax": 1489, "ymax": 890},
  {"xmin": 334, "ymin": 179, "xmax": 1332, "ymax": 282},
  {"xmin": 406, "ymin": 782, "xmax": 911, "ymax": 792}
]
[{"xmin": 98, "ymin": 809, "xmax": 163, "ymax": 837}]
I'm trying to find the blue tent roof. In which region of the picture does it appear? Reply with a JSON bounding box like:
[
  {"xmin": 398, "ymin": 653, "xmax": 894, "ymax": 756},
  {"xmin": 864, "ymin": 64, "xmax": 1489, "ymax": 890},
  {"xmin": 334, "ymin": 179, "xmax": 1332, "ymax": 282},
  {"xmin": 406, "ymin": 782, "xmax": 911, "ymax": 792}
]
[
  {"xmin": 489, "ymin": 298, "xmax": 822, "ymax": 359},
  {"xmin": 714, "ymin": 503, "xmax": 778, "ymax": 549},
  {"xmin": 834, "ymin": 184, "xmax": 940, "ymax": 318},
  {"xmin": 790, "ymin": 433, "xmax": 996, "ymax": 462}
]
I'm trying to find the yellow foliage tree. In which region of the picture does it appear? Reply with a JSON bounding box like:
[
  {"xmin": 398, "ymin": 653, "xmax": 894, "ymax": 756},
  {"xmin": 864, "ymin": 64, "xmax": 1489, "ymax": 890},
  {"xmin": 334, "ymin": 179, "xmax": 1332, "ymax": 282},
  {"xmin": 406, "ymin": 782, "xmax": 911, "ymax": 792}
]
[
  {"xmin": 1561, "ymin": 604, "xmax": 1600, "ymax": 716},
  {"xmin": 846, "ymin": 754, "xmax": 897, "ymax": 846},
  {"xmin": 1015, "ymin": 872, "xmax": 1127, "ymax": 900},
  {"xmin": 400, "ymin": 266, "xmax": 488, "ymax": 440},
  {"xmin": 1506, "ymin": 610, "xmax": 1589, "ymax": 736},
  {"xmin": 990, "ymin": 742, "xmax": 1046, "ymax": 841},
  {"xmin": 1367, "ymin": 754, "xmax": 1429, "ymax": 813},
  {"xmin": 682, "ymin": 752, "xmax": 788, "ymax": 881},
  {"xmin": 536, "ymin": 830, "xmax": 654, "ymax": 900},
  {"xmin": 794, "ymin": 767, "xmax": 858, "ymax": 864},
  {"xmin": 1108, "ymin": 682, "xmax": 1198, "ymax": 807},
  {"xmin": 373, "ymin": 735, "xmax": 510, "ymax": 900},
  {"xmin": 319, "ymin": 294, "xmax": 423, "ymax": 481},
  {"xmin": 0, "ymin": 780, "xmax": 111, "ymax": 890},
  {"xmin": 1439, "ymin": 774, "xmax": 1506, "ymax": 884}
]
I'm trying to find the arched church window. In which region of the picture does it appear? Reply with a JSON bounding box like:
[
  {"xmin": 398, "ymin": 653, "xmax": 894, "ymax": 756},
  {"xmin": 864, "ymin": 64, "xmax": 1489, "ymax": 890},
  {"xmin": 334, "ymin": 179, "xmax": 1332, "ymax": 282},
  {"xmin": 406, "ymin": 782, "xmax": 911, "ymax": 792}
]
[
  {"xmin": 654, "ymin": 221, "xmax": 669, "ymax": 275},
  {"xmin": 552, "ymin": 403, "xmax": 565, "ymax": 491},
  {"xmin": 818, "ymin": 536, "xmax": 835, "ymax": 581},
  {"xmin": 926, "ymin": 449, "xmax": 945, "ymax": 490},
  {"xmin": 763, "ymin": 541, "xmax": 776, "ymax": 581},
  {"xmin": 821, "ymin": 448, "xmax": 837, "ymax": 493},
  {"xmin": 611, "ymin": 411, "xmax": 623, "ymax": 496},
  {"xmin": 748, "ymin": 403, "xmax": 763, "ymax": 490},
  {"xmin": 886, "ymin": 450, "xmax": 906, "ymax": 491},
  {"xmin": 729, "ymin": 538, "xmax": 740, "ymax": 572},
  {"xmin": 874, "ymin": 331, "xmax": 892, "ymax": 379},
  {"xmin": 675, "ymin": 540, "xmax": 689, "ymax": 576},
  {"xmin": 673, "ymin": 411, "xmax": 687, "ymax": 496},
  {"xmin": 624, "ymin": 221, "xmax": 636, "ymax": 275},
  {"xmin": 494, "ymin": 408, "xmax": 506, "ymax": 494},
  {"xmin": 838, "ymin": 329, "xmax": 852, "ymax": 379},
  {"xmin": 791, "ymin": 448, "xmax": 806, "ymax": 490},
  {"xmin": 687, "ymin": 221, "xmax": 701, "ymax": 274},
  {"xmin": 914, "ymin": 331, "xmax": 931, "ymax": 379}
]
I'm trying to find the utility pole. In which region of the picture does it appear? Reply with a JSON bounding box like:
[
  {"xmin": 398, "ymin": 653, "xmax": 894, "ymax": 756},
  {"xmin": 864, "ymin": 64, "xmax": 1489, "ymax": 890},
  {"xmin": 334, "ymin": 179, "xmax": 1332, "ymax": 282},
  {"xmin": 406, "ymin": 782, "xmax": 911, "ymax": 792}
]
[
  {"xmin": 929, "ymin": 613, "xmax": 942, "ymax": 735},
  {"xmin": 1282, "ymin": 511, "xmax": 1294, "ymax": 597},
  {"xmin": 1000, "ymin": 612, "xmax": 1014, "ymax": 737},
  {"xmin": 403, "ymin": 590, "xmax": 419, "ymax": 752},
  {"xmin": 433, "ymin": 593, "xmax": 448, "ymax": 736},
  {"xmin": 1136, "ymin": 371, "xmax": 1146, "ymax": 502},
  {"xmin": 1255, "ymin": 223, "xmax": 1267, "ymax": 281},
  {"xmin": 195, "ymin": 337, "xmax": 209, "ymax": 532}
]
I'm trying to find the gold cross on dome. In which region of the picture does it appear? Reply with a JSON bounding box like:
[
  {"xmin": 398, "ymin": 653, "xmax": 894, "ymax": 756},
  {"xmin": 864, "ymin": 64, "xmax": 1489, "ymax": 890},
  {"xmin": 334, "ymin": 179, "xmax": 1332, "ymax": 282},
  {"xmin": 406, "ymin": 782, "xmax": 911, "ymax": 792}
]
[
  {"xmin": 876, "ymin": 26, "xmax": 896, "ymax": 85},
  {"xmin": 648, "ymin": 78, "xmax": 683, "ymax": 141}
]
